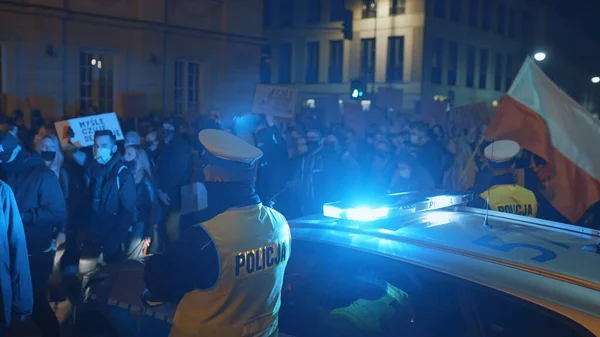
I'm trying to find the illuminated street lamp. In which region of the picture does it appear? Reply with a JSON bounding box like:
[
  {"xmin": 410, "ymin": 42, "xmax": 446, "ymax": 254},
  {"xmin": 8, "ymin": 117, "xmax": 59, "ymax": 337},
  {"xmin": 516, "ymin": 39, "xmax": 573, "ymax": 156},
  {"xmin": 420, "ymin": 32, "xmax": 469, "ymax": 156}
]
[
  {"xmin": 534, "ymin": 52, "xmax": 547, "ymax": 62},
  {"xmin": 591, "ymin": 76, "xmax": 600, "ymax": 84}
]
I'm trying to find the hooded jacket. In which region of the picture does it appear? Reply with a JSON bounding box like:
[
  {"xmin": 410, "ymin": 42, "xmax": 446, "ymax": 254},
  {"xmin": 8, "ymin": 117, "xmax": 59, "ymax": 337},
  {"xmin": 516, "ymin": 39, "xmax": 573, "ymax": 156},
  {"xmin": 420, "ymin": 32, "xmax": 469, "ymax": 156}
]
[
  {"xmin": 0, "ymin": 151, "xmax": 66, "ymax": 253},
  {"xmin": 0, "ymin": 180, "xmax": 33, "ymax": 329}
]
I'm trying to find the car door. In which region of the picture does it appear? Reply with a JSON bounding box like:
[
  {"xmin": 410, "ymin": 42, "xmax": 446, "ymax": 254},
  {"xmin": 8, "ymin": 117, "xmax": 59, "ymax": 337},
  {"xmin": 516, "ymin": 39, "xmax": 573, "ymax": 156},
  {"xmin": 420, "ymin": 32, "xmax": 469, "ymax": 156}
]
[{"xmin": 278, "ymin": 239, "xmax": 479, "ymax": 337}]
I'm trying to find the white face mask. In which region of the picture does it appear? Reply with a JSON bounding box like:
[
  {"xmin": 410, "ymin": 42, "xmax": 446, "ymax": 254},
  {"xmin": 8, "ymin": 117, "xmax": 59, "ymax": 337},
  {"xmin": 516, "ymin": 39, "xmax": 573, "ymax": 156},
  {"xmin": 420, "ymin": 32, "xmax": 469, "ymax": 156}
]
[
  {"xmin": 398, "ymin": 169, "xmax": 411, "ymax": 179},
  {"xmin": 94, "ymin": 147, "xmax": 112, "ymax": 164}
]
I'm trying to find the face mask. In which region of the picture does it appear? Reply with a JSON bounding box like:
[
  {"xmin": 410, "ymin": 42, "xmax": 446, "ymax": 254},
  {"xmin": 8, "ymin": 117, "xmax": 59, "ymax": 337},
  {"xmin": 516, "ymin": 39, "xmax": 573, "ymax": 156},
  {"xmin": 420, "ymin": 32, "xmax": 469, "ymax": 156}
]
[
  {"xmin": 397, "ymin": 168, "xmax": 411, "ymax": 179},
  {"xmin": 94, "ymin": 147, "xmax": 112, "ymax": 164},
  {"xmin": 40, "ymin": 151, "xmax": 56, "ymax": 162},
  {"xmin": 297, "ymin": 146, "xmax": 308, "ymax": 155}
]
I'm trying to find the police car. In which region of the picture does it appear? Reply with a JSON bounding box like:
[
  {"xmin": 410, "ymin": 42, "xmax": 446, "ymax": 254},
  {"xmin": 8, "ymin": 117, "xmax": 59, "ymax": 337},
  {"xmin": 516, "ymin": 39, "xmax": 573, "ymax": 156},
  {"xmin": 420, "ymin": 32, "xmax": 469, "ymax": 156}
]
[{"xmin": 75, "ymin": 192, "xmax": 600, "ymax": 336}]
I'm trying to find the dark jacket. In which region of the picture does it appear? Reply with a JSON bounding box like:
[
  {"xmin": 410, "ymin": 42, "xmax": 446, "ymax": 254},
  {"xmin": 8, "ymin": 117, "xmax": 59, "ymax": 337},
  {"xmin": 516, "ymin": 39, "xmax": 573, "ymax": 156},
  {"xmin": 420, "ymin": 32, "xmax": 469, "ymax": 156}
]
[
  {"xmin": 0, "ymin": 180, "xmax": 33, "ymax": 329},
  {"xmin": 0, "ymin": 152, "xmax": 66, "ymax": 253},
  {"xmin": 87, "ymin": 155, "xmax": 137, "ymax": 246},
  {"xmin": 136, "ymin": 174, "xmax": 157, "ymax": 238},
  {"xmin": 156, "ymin": 135, "xmax": 192, "ymax": 210}
]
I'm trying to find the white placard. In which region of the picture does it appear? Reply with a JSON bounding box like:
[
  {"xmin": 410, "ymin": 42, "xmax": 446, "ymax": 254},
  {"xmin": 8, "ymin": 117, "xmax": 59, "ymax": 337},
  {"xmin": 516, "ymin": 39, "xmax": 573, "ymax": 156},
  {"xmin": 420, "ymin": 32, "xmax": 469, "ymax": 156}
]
[
  {"xmin": 251, "ymin": 84, "xmax": 298, "ymax": 118},
  {"xmin": 54, "ymin": 112, "xmax": 124, "ymax": 148}
]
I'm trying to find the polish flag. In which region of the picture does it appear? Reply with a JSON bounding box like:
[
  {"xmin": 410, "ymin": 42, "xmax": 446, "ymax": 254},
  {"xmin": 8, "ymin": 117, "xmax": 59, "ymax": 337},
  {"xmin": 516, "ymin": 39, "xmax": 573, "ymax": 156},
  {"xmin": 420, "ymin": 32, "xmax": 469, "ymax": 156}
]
[{"xmin": 484, "ymin": 57, "xmax": 600, "ymax": 223}]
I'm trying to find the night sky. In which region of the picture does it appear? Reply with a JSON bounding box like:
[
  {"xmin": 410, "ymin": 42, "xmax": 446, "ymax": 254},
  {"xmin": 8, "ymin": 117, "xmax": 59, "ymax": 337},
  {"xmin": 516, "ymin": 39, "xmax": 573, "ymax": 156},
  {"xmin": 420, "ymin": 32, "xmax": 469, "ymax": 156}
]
[{"xmin": 546, "ymin": 0, "xmax": 600, "ymax": 39}]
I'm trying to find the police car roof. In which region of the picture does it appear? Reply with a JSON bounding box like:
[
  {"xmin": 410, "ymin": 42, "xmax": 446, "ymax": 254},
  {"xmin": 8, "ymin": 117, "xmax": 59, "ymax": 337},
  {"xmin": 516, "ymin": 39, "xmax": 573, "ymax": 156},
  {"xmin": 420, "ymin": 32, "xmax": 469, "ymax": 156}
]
[{"xmin": 289, "ymin": 207, "xmax": 600, "ymax": 317}]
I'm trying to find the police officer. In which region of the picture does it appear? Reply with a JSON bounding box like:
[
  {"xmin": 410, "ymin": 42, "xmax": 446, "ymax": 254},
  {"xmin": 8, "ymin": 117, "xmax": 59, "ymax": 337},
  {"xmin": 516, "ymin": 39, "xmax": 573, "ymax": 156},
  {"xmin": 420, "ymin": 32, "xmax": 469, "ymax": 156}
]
[
  {"xmin": 144, "ymin": 129, "xmax": 291, "ymax": 337},
  {"xmin": 472, "ymin": 140, "xmax": 538, "ymax": 218}
]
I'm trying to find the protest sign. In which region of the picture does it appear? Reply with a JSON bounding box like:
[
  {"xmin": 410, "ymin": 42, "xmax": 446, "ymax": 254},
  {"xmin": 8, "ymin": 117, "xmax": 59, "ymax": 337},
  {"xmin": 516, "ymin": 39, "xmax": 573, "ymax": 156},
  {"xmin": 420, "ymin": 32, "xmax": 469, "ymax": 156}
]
[
  {"xmin": 252, "ymin": 84, "xmax": 298, "ymax": 118},
  {"xmin": 54, "ymin": 112, "xmax": 123, "ymax": 148}
]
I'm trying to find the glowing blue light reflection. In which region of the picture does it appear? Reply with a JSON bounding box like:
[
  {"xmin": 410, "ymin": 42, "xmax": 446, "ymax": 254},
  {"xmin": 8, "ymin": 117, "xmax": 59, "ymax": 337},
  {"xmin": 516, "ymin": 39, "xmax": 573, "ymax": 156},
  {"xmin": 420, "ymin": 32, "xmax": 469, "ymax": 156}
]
[{"xmin": 323, "ymin": 205, "xmax": 390, "ymax": 222}]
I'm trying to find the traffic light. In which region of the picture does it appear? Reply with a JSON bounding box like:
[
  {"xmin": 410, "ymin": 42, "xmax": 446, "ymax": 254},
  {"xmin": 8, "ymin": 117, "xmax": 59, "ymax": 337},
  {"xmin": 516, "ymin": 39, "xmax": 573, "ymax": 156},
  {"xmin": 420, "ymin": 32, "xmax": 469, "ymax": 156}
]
[
  {"xmin": 342, "ymin": 10, "xmax": 353, "ymax": 40},
  {"xmin": 350, "ymin": 80, "xmax": 366, "ymax": 100}
]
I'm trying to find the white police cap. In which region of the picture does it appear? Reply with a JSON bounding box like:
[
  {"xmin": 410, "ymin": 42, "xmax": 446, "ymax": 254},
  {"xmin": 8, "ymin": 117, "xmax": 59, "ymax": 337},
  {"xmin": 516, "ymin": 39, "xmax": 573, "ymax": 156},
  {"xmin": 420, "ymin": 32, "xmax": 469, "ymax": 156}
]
[
  {"xmin": 198, "ymin": 129, "xmax": 263, "ymax": 165},
  {"xmin": 484, "ymin": 140, "xmax": 520, "ymax": 163}
]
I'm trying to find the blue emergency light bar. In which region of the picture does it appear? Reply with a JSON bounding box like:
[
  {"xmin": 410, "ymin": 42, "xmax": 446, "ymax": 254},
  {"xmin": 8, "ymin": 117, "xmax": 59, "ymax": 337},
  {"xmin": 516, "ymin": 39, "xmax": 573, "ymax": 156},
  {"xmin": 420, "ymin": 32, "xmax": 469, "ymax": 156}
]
[{"xmin": 322, "ymin": 192, "xmax": 473, "ymax": 222}]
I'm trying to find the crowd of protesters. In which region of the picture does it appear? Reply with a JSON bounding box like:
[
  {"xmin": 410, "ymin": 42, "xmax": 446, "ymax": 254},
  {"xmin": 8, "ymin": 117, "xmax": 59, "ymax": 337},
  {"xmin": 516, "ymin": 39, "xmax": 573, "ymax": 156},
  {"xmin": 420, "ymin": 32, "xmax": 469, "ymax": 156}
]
[{"xmin": 0, "ymin": 103, "xmax": 587, "ymax": 336}]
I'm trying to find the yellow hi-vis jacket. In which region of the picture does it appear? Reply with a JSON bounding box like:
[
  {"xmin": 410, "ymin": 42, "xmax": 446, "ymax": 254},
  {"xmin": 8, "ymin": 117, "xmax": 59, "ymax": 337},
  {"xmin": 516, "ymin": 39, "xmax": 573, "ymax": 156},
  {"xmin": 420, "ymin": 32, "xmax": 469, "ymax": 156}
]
[
  {"xmin": 170, "ymin": 204, "xmax": 291, "ymax": 337},
  {"xmin": 326, "ymin": 282, "xmax": 410, "ymax": 336},
  {"xmin": 479, "ymin": 184, "xmax": 538, "ymax": 218}
]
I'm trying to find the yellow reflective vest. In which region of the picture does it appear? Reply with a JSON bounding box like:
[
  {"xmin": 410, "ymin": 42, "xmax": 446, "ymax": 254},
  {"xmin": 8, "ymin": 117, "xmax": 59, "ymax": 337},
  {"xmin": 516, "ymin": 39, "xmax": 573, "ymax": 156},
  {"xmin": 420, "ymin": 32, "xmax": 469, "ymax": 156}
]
[
  {"xmin": 326, "ymin": 281, "xmax": 410, "ymax": 336},
  {"xmin": 170, "ymin": 204, "xmax": 291, "ymax": 337},
  {"xmin": 479, "ymin": 184, "xmax": 538, "ymax": 218}
]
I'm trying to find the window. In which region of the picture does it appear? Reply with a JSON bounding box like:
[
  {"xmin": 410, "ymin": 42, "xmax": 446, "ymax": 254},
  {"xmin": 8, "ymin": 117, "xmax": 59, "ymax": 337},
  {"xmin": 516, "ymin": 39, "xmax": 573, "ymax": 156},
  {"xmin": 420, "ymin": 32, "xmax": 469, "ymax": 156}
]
[
  {"xmin": 278, "ymin": 241, "xmax": 596, "ymax": 337},
  {"xmin": 508, "ymin": 8, "xmax": 517, "ymax": 38},
  {"xmin": 479, "ymin": 48, "xmax": 488, "ymax": 89},
  {"xmin": 279, "ymin": 0, "xmax": 293, "ymax": 27},
  {"xmin": 470, "ymin": 286, "xmax": 595, "ymax": 337},
  {"xmin": 307, "ymin": 0, "xmax": 321, "ymax": 23},
  {"xmin": 448, "ymin": 41, "xmax": 458, "ymax": 86},
  {"xmin": 329, "ymin": 40, "xmax": 343, "ymax": 83},
  {"xmin": 279, "ymin": 241, "xmax": 470, "ymax": 337},
  {"xmin": 79, "ymin": 51, "xmax": 115, "ymax": 112},
  {"xmin": 434, "ymin": 0, "xmax": 446, "ymax": 19},
  {"xmin": 390, "ymin": 0, "xmax": 406, "ymax": 15},
  {"xmin": 449, "ymin": 0, "xmax": 461, "ymax": 22},
  {"xmin": 362, "ymin": 0, "xmax": 377, "ymax": 18},
  {"xmin": 505, "ymin": 54, "xmax": 513, "ymax": 91},
  {"xmin": 279, "ymin": 44, "xmax": 292, "ymax": 84},
  {"xmin": 494, "ymin": 52, "xmax": 503, "ymax": 91},
  {"xmin": 387, "ymin": 36, "xmax": 404, "ymax": 82},
  {"xmin": 264, "ymin": 0, "xmax": 273, "ymax": 27},
  {"xmin": 360, "ymin": 38, "xmax": 376, "ymax": 82},
  {"xmin": 466, "ymin": 45, "xmax": 476, "ymax": 88},
  {"xmin": 468, "ymin": 0, "xmax": 478, "ymax": 27},
  {"xmin": 431, "ymin": 37, "xmax": 443, "ymax": 84},
  {"xmin": 497, "ymin": 3, "xmax": 506, "ymax": 34},
  {"xmin": 174, "ymin": 60, "xmax": 200, "ymax": 115},
  {"xmin": 330, "ymin": 0, "xmax": 344, "ymax": 21},
  {"xmin": 305, "ymin": 42, "xmax": 319, "ymax": 83},
  {"xmin": 260, "ymin": 46, "xmax": 272, "ymax": 84},
  {"xmin": 481, "ymin": 0, "xmax": 491, "ymax": 31}
]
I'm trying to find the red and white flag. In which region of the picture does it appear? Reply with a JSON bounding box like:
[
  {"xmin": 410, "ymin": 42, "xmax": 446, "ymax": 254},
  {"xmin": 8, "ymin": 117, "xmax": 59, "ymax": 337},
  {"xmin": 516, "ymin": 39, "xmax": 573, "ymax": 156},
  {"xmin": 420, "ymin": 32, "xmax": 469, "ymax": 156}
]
[{"xmin": 484, "ymin": 57, "xmax": 600, "ymax": 223}]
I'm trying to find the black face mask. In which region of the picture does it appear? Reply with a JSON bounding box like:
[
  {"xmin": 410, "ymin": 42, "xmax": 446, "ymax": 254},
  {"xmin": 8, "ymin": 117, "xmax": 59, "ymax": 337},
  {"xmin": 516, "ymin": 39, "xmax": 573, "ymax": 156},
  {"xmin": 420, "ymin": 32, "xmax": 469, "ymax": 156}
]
[{"xmin": 40, "ymin": 151, "xmax": 56, "ymax": 162}]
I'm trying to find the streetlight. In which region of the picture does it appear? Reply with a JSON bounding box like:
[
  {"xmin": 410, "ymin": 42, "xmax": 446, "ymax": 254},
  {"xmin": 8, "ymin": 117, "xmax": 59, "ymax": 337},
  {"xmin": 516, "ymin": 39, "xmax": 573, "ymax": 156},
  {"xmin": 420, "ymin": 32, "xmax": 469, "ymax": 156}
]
[
  {"xmin": 534, "ymin": 52, "xmax": 547, "ymax": 62},
  {"xmin": 592, "ymin": 76, "xmax": 600, "ymax": 84}
]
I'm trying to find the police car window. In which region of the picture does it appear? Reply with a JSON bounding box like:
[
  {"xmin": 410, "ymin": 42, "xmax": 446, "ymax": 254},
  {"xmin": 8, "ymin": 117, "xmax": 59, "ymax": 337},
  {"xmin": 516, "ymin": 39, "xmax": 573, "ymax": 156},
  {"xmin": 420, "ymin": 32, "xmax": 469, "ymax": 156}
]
[
  {"xmin": 279, "ymin": 240, "xmax": 471, "ymax": 337},
  {"xmin": 467, "ymin": 285, "xmax": 594, "ymax": 337}
]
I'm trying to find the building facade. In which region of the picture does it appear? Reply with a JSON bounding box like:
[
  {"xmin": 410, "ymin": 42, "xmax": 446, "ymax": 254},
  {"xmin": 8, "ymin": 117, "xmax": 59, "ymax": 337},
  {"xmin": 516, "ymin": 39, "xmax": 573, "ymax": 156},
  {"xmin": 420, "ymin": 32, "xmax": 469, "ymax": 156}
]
[
  {"xmin": 263, "ymin": 0, "xmax": 599, "ymax": 113},
  {"xmin": 0, "ymin": 0, "xmax": 264, "ymax": 121}
]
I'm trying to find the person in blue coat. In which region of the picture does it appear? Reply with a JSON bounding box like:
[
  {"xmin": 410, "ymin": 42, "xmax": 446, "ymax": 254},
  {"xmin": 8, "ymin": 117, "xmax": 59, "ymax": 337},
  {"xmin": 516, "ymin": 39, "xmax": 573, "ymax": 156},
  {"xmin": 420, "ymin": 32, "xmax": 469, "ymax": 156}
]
[{"xmin": 0, "ymin": 179, "xmax": 33, "ymax": 335}]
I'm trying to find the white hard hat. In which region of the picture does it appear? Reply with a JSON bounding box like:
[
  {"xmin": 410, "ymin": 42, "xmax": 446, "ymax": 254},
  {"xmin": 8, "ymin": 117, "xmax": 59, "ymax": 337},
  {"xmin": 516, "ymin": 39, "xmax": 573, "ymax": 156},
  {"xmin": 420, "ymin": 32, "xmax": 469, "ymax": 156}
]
[
  {"xmin": 198, "ymin": 129, "xmax": 263, "ymax": 166},
  {"xmin": 483, "ymin": 140, "xmax": 520, "ymax": 163}
]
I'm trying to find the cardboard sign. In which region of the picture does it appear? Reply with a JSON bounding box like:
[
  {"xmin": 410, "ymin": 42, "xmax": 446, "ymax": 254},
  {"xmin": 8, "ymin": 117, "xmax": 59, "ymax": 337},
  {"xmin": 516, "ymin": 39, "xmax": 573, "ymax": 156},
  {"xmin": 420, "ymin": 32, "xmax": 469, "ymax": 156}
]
[
  {"xmin": 54, "ymin": 112, "xmax": 123, "ymax": 148},
  {"xmin": 251, "ymin": 84, "xmax": 298, "ymax": 118}
]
